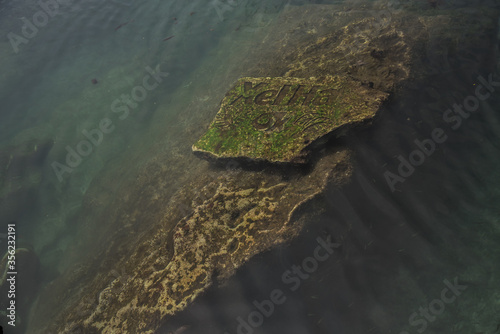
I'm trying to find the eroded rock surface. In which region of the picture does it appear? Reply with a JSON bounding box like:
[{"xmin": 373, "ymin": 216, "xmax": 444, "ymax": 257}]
[
  {"xmin": 0, "ymin": 245, "xmax": 40, "ymax": 333},
  {"xmin": 53, "ymin": 151, "xmax": 351, "ymax": 333},
  {"xmin": 193, "ymin": 76, "xmax": 388, "ymax": 163}
]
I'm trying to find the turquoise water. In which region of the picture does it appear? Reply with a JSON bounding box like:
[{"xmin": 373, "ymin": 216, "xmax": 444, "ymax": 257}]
[
  {"xmin": 0, "ymin": 0, "xmax": 499, "ymax": 333},
  {"xmin": 0, "ymin": 0, "xmax": 283, "ymax": 267}
]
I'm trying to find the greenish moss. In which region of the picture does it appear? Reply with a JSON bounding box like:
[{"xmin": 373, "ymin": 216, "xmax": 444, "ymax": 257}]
[{"xmin": 193, "ymin": 76, "xmax": 387, "ymax": 163}]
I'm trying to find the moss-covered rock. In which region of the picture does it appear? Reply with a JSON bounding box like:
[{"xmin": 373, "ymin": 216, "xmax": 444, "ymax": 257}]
[{"xmin": 193, "ymin": 76, "xmax": 388, "ymax": 163}]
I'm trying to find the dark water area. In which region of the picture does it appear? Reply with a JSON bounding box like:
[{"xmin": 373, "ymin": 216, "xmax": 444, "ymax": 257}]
[
  {"xmin": 0, "ymin": 0, "xmax": 500, "ymax": 333},
  {"xmin": 158, "ymin": 67, "xmax": 500, "ymax": 334}
]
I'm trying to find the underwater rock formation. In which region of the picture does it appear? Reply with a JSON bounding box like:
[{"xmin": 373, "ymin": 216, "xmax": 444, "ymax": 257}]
[
  {"xmin": 30, "ymin": 2, "xmax": 500, "ymax": 334},
  {"xmin": 52, "ymin": 150, "xmax": 352, "ymax": 334}
]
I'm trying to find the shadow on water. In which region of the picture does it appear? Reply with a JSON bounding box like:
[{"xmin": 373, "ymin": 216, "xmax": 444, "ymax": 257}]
[{"xmin": 201, "ymin": 113, "xmax": 388, "ymax": 182}]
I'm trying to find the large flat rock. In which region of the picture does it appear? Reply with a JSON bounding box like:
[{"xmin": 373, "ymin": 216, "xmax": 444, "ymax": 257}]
[{"xmin": 193, "ymin": 76, "xmax": 388, "ymax": 163}]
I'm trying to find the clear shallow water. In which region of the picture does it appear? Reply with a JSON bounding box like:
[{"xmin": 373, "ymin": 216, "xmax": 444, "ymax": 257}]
[
  {"xmin": 0, "ymin": 0, "xmax": 499, "ymax": 333},
  {"xmin": 0, "ymin": 0, "xmax": 286, "ymax": 266}
]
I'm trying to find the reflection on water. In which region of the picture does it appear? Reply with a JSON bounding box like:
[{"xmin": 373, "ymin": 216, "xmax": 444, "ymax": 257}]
[{"xmin": 0, "ymin": 0, "xmax": 499, "ymax": 333}]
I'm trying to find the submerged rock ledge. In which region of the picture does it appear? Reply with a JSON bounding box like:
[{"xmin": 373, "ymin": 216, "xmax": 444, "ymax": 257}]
[{"xmin": 47, "ymin": 150, "xmax": 353, "ymax": 334}]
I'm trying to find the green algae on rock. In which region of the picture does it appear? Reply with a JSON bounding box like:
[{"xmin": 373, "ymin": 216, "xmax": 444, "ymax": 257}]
[{"xmin": 193, "ymin": 76, "xmax": 388, "ymax": 164}]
